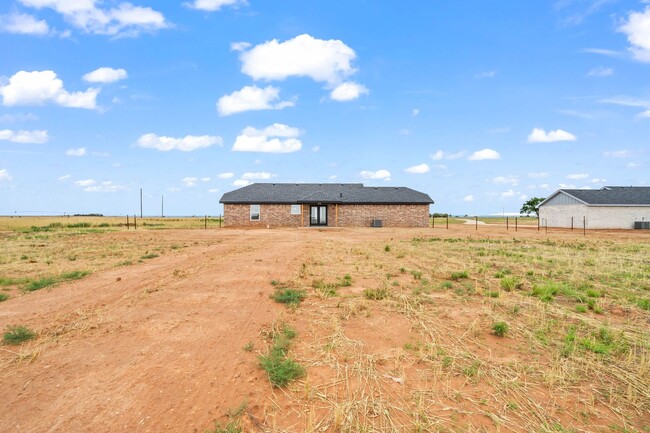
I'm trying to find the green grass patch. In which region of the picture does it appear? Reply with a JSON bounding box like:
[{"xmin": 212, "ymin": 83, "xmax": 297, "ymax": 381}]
[
  {"xmin": 22, "ymin": 270, "xmax": 91, "ymax": 292},
  {"xmin": 580, "ymin": 327, "xmax": 626, "ymax": 355},
  {"xmin": 24, "ymin": 277, "xmax": 58, "ymax": 292},
  {"xmin": 140, "ymin": 253, "xmax": 159, "ymax": 260},
  {"xmin": 259, "ymin": 324, "xmax": 304, "ymax": 387},
  {"xmin": 363, "ymin": 286, "xmax": 390, "ymax": 300},
  {"xmin": 0, "ymin": 293, "xmax": 8, "ymax": 302},
  {"xmin": 450, "ymin": 271, "xmax": 469, "ymax": 280},
  {"xmin": 3, "ymin": 325, "xmax": 36, "ymax": 345},
  {"xmin": 492, "ymin": 321, "xmax": 509, "ymax": 337},
  {"xmin": 500, "ymin": 276, "xmax": 522, "ymax": 291},
  {"xmin": 270, "ymin": 288, "xmax": 306, "ymax": 305},
  {"xmin": 0, "ymin": 276, "xmax": 29, "ymax": 286}
]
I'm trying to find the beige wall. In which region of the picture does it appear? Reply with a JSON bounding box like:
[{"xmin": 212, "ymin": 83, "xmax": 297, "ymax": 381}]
[
  {"xmin": 224, "ymin": 203, "xmax": 430, "ymax": 227},
  {"xmin": 540, "ymin": 204, "xmax": 650, "ymax": 229}
]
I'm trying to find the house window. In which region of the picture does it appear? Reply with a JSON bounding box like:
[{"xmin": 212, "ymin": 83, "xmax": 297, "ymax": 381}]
[
  {"xmin": 250, "ymin": 204, "xmax": 260, "ymax": 221},
  {"xmin": 290, "ymin": 204, "xmax": 301, "ymax": 215}
]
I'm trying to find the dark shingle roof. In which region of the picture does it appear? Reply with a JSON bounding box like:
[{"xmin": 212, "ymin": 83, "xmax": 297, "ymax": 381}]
[
  {"xmin": 220, "ymin": 183, "xmax": 434, "ymax": 205},
  {"xmin": 546, "ymin": 186, "xmax": 650, "ymax": 206}
]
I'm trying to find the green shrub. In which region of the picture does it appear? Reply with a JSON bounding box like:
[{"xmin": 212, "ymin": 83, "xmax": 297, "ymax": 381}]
[
  {"xmin": 384, "ymin": 244, "xmax": 391, "ymax": 252},
  {"xmin": 492, "ymin": 321, "xmax": 509, "ymax": 337},
  {"xmin": 259, "ymin": 324, "xmax": 304, "ymax": 387},
  {"xmin": 24, "ymin": 277, "xmax": 57, "ymax": 292},
  {"xmin": 451, "ymin": 271, "xmax": 468, "ymax": 280},
  {"xmin": 0, "ymin": 293, "xmax": 8, "ymax": 302},
  {"xmin": 500, "ymin": 276, "xmax": 522, "ymax": 291},
  {"xmin": 3, "ymin": 325, "xmax": 36, "ymax": 345},
  {"xmin": 270, "ymin": 288, "xmax": 306, "ymax": 305},
  {"xmin": 61, "ymin": 270, "xmax": 90, "ymax": 280},
  {"xmin": 363, "ymin": 286, "xmax": 389, "ymax": 300}
]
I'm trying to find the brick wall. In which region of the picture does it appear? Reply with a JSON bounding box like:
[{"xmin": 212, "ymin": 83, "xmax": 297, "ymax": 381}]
[
  {"xmin": 224, "ymin": 203, "xmax": 303, "ymax": 227},
  {"xmin": 338, "ymin": 204, "xmax": 430, "ymax": 227},
  {"xmin": 224, "ymin": 203, "xmax": 430, "ymax": 227}
]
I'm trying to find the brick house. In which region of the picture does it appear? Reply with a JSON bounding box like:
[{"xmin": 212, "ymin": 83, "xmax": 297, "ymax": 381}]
[
  {"xmin": 539, "ymin": 186, "xmax": 650, "ymax": 229},
  {"xmin": 219, "ymin": 183, "xmax": 434, "ymax": 227}
]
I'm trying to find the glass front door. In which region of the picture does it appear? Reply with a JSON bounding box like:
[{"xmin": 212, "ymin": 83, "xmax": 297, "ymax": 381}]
[{"xmin": 310, "ymin": 205, "xmax": 327, "ymax": 226}]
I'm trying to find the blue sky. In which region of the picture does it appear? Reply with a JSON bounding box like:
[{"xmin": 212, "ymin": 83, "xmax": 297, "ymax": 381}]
[{"xmin": 0, "ymin": 0, "xmax": 648, "ymax": 216}]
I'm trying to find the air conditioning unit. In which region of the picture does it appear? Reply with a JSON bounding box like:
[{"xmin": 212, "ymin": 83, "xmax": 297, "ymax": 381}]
[
  {"xmin": 634, "ymin": 221, "xmax": 650, "ymax": 229},
  {"xmin": 372, "ymin": 219, "xmax": 383, "ymax": 228}
]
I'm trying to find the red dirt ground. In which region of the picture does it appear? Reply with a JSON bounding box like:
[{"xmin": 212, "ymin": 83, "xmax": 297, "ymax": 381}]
[{"xmin": 1, "ymin": 226, "xmax": 648, "ymax": 432}]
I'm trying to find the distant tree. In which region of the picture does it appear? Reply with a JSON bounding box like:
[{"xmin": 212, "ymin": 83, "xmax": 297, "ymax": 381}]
[{"xmin": 520, "ymin": 197, "xmax": 545, "ymax": 217}]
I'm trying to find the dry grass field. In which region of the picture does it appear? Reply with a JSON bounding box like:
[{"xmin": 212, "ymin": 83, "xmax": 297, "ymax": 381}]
[{"xmin": 0, "ymin": 217, "xmax": 649, "ymax": 432}]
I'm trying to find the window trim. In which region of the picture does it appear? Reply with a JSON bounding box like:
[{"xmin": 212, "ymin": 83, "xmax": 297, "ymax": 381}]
[{"xmin": 250, "ymin": 204, "xmax": 260, "ymax": 221}]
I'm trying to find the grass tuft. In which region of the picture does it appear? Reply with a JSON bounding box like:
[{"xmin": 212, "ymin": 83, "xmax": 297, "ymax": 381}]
[
  {"xmin": 3, "ymin": 325, "xmax": 36, "ymax": 345},
  {"xmin": 270, "ymin": 288, "xmax": 306, "ymax": 305},
  {"xmin": 259, "ymin": 324, "xmax": 304, "ymax": 387},
  {"xmin": 363, "ymin": 286, "xmax": 390, "ymax": 300},
  {"xmin": 492, "ymin": 321, "xmax": 509, "ymax": 337}
]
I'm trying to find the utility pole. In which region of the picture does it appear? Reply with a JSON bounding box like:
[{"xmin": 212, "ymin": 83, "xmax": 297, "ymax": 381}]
[{"xmin": 161, "ymin": 195, "xmax": 164, "ymax": 218}]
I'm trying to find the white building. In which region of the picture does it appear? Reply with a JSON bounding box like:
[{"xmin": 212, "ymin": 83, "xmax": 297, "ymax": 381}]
[{"xmin": 539, "ymin": 186, "xmax": 650, "ymax": 229}]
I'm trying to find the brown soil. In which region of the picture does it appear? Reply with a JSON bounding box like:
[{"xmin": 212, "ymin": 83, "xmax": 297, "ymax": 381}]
[{"xmin": 1, "ymin": 225, "xmax": 648, "ymax": 432}]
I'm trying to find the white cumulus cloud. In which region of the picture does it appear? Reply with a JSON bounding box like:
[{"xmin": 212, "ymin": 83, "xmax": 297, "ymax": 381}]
[
  {"xmin": 0, "ymin": 12, "xmax": 49, "ymax": 35},
  {"xmin": 241, "ymin": 172, "xmax": 272, "ymax": 180},
  {"xmin": 237, "ymin": 34, "xmax": 366, "ymax": 100},
  {"xmin": 232, "ymin": 123, "xmax": 302, "ymax": 153},
  {"xmin": 65, "ymin": 147, "xmax": 86, "ymax": 156},
  {"xmin": 567, "ymin": 173, "xmax": 589, "ymax": 180},
  {"xmin": 217, "ymin": 172, "xmax": 234, "ymax": 179},
  {"xmin": 233, "ymin": 179, "xmax": 250, "ymax": 187},
  {"xmin": 587, "ymin": 66, "xmax": 613, "ymax": 77},
  {"xmin": 185, "ymin": 0, "xmax": 247, "ymax": 11},
  {"xmin": 527, "ymin": 128, "xmax": 577, "ymax": 143},
  {"xmin": 18, "ymin": 0, "xmax": 168, "ymax": 37},
  {"xmin": 239, "ymin": 34, "xmax": 357, "ymax": 84},
  {"xmin": 75, "ymin": 179, "xmax": 96, "ymax": 187},
  {"xmin": 430, "ymin": 150, "xmax": 465, "ymax": 160},
  {"xmin": 618, "ymin": 6, "xmax": 650, "ymax": 63},
  {"xmin": 360, "ymin": 169, "xmax": 391, "ymax": 181},
  {"xmin": 404, "ymin": 163, "xmax": 430, "ymax": 174},
  {"xmin": 0, "ymin": 169, "xmax": 12, "ymax": 181},
  {"xmin": 136, "ymin": 133, "xmax": 222, "ymax": 152},
  {"xmin": 464, "ymin": 195, "xmax": 474, "ymax": 202},
  {"xmin": 83, "ymin": 180, "xmax": 124, "ymax": 192},
  {"xmin": 0, "ymin": 129, "xmax": 48, "ymax": 144},
  {"xmin": 217, "ymin": 85, "xmax": 293, "ymax": 116},
  {"xmin": 493, "ymin": 175, "xmax": 519, "ymax": 185},
  {"xmin": 0, "ymin": 70, "xmax": 99, "ymax": 109},
  {"xmin": 330, "ymin": 81, "xmax": 368, "ymax": 101},
  {"xmin": 468, "ymin": 148, "xmax": 500, "ymax": 161},
  {"xmin": 83, "ymin": 67, "xmax": 128, "ymax": 83},
  {"xmin": 182, "ymin": 177, "xmax": 198, "ymax": 187},
  {"xmin": 603, "ymin": 150, "xmax": 633, "ymax": 158}
]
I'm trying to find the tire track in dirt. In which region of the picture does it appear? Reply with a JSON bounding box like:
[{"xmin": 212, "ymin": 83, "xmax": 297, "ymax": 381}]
[{"xmin": 0, "ymin": 230, "xmax": 307, "ymax": 433}]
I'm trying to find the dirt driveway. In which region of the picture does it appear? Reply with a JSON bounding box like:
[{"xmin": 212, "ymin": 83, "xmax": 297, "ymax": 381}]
[{"xmin": 1, "ymin": 229, "xmax": 319, "ymax": 432}]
